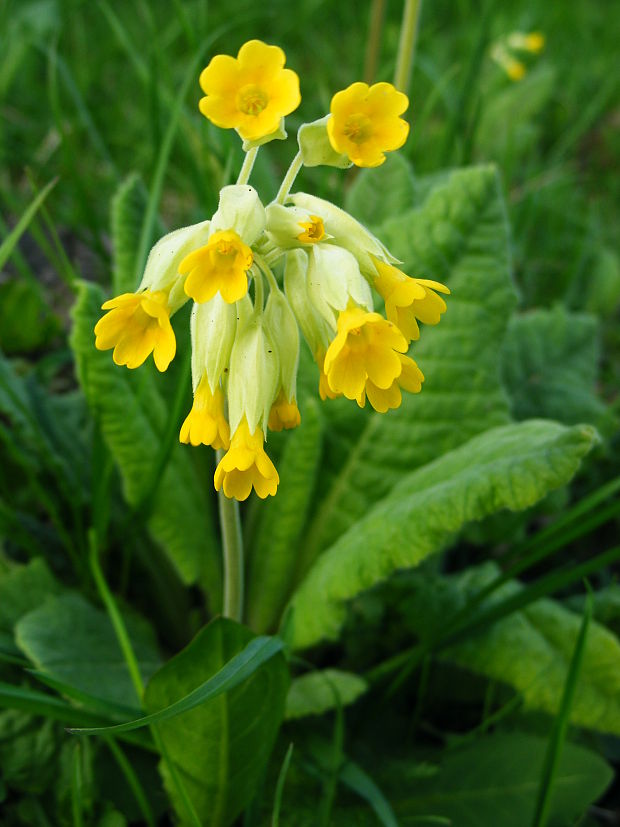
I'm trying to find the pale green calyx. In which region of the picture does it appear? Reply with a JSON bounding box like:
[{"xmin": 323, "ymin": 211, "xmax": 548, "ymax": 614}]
[
  {"xmin": 264, "ymin": 288, "xmax": 299, "ymax": 402},
  {"xmin": 139, "ymin": 220, "xmax": 210, "ymax": 312},
  {"xmin": 190, "ymin": 295, "xmax": 237, "ymax": 393},
  {"xmin": 265, "ymin": 203, "xmax": 332, "ymax": 250},
  {"xmin": 307, "ymin": 244, "xmax": 373, "ymax": 328},
  {"xmin": 290, "ymin": 192, "xmax": 399, "ymax": 274},
  {"xmin": 241, "ymin": 118, "xmax": 287, "ymax": 151},
  {"xmin": 211, "ymin": 184, "xmax": 266, "ymax": 246},
  {"xmin": 227, "ymin": 314, "xmax": 279, "ymax": 435},
  {"xmin": 283, "ymin": 250, "xmax": 333, "ymax": 356},
  {"xmin": 297, "ymin": 116, "xmax": 352, "ymax": 168}
]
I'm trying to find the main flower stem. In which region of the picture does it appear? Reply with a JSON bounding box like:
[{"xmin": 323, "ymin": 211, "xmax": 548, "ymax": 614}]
[
  {"xmin": 275, "ymin": 150, "xmax": 303, "ymax": 204},
  {"xmin": 364, "ymin": 0, "xmax": 387, "ymax": 83},
  {"xmin": 216, "ymin": 450, "xmax": 245, "ymax": 622},
  {"xmin": 394, "ymin": 0, "xmax": 423, "ymax": 94},
  {"xmin": 236, "ymin": 146, "xmax": 259, "ymax": 185}
]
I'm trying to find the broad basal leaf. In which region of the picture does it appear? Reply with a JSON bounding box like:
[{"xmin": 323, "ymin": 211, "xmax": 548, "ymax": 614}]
[
  {"xmin": 144, "ymin": 617, "xmax": 289, "ymax": 827},
  {"xmin": 15, "ymin": 593, "xmax": 161, "ymax": 708},
  {"xmin": 0, "ymin": 558, "xmax": 61, "ymax": 638},
  {"xmin": 285, "ymin": 669, "xmax": 367, "ymax": 720},
  {"xmin": 283, "ymin": 420, "xmax": 596, "ymax": 650},
  {"xmin": 70, "ymin": 281, "xmax": 219, "ymax": 592},
  {"xmin": 345, "ymin": 153, "xmax": 416, "ymax": 229},
  {"xmin": 302, "ymin": 164, "xmax": 516, "ymax": 563}
]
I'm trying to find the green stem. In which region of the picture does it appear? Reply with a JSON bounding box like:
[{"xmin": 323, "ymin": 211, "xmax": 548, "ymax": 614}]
[
  {"xmin": 253, "ymin": 251, "xmax": 281, "ymax": 294},
  {"xmin": 393, "ymin": 0, "xmax": 423, "ymax": 94},
  {"xmin": 215, "ymin": 453, "xmax": 245, "ymax": 622},
  {"xmin": 364, "ymin": 0, "xmax": 387, "ymax": 83},
  {"xmin": 236, "ymin": 146, "xmax": 259, "ymax": 185},
  {"xmin": 275, "ymin": 150, "xmax": 303, "ymax": 204}
]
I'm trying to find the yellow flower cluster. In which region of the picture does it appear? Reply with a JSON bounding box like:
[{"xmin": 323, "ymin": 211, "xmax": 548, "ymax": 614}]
[
  {"xmin": 94, "ymin": 40, "xmax": 449, "ymax": 501},
  {"xmin": 491, "ymin": 30, "xmax": 546, "ymax": 82}
]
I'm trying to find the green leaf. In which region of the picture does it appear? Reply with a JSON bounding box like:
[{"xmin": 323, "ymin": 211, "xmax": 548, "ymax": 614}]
[
  {"xmin": 388, "ymin": 733, "xmax": 612, "ymax": 827},
  {"xmin": 111, "ymin": 173, "xmax": 149, "ymax": 295},
  {"xmin": 345, "ymin": 153, "xmax": 415, "ymax": 228},
  {"xmin": 0, "ymin": 558, "xmax": 61, "ymax": 636},
  {"xmin": 247, "ymin": 398, "xmax": 323, "ymax": 633},
  {"xmin": 143, "ymin": 618, "xmax": 289, "ymax": 827},
  {"xmin": 302, "ymin": 164, "xmax": 517, "ymax": 563},
  {"xmin": 501, "ymin": 306, "xmax": 609, "ymax": 427},
  {"xmin": 434, "ymin": 565, "xmax": 620, "ymax": 736},
  {"xmin": 0, "ymin": 709, "xmax": 59, "ymax": 795},
  {"xmin": 0, "ymin": 279, "xmax": 60, "ymax": 354},
  {"xmin": 70, "ymin": 281, "xmax": 220, "ymax": 591},
  {"xmin": 0, "ymin": 178, "xmax": 57, "ymax": 270},
  {"xmin": 285, "ymin": 669, "xmax": 367, "ymax": 720},
  {"xmin": 15, "ymin": 593, "xmax": 161, "ymax": 708},
  {"xmin": 284, "ymin": 420, "xmax": 596, "ymax": 650}
]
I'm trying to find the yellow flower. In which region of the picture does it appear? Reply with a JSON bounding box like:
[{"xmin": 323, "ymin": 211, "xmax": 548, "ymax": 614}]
[
  {"xmin": 506, "ymin": 59, "xmax": 526, "ymax": 81},
  {"xmin": 180, "ymin": 230, "xmax": 253, "ymax": 304},
  {"xmin": 323, "ymin": 306, "xmax": 408, "ymax": 403},
  {"xmin": 268, "ymin": 390, "xmax": 301, "ymax": 431},
  {"xmin": 199, "ymin": 40, "xmax": 301, "ymax": 142},
  {"xmin": 524, "ymin": 32, "xmax": 545, "ymax": 53},
  {"xmin": 327, "ymin": 82, "xmax": 409, "ymax": 168},
  {"xmin": 214, "ymin": 418, "xmax": 279, "ymax": 501},
  {"xmin": 94, "ymin": 290, "xmax": 175, "ymax": 372},
  {"xmin": 179, "ymin": 378, "xmax": 230, "ymax": 449},
  {"xmin": 372, "ymin": 258, "xmax": 450, "ymax": 343},
  {"xmin": 317, "ymin": 351, "xmax": 341, "ymax": 401},
  {"xmin": 363, "ymin": 354, "xmax": 424, "ymax": 412},
  {"xmin": 297, "ymin": 215, "xmax": 325, "ymax": 244}
]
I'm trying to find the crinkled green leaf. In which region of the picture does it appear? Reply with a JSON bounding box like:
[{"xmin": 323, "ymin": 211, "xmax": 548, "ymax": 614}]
[
  {"xmin": 144, "ymin": 618, "xmax": 289, "ymax": 827},
  {"xmin": 15, "ymin": 593, "xmax": 161, "ymax": 708},
  {"xmin": 284, "ymin": 420, "xmax": 596, "ymax": 650},
  {"xmin": 247, "ymin": 399, "xmax": 323, "ymax": 633},
  {"xmin": 501, "ymin": 306, "xmax": 609, "ymax": 427},
  {"xmin": 345, "ymin": 153, "xmax": 415, "ymax": 228},
  {"xmin": 111, "ymin": 173, "xmax": 149, "ymax": 294},
  {"xmin": 285, "ymin": 669, "xmax": 367, "ymax": 720},
  {"xmin": 70, "ymin": 281, "xmax": 219, "ymax": 590},
  {"xmin": 302, "ymin": 164, "xmax": 516, "ymax": 564}
]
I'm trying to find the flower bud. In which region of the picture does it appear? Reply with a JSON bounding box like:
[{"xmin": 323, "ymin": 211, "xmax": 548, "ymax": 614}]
[
  {"xmin": 190, "ymin": 294, "xmax": 238, "ymax": 393},
  {"xmin": 297, "ymin": 116, "xmax": 352, "ymax": 168},
  {"xmin": 227, "ymin": 313, "xmax": 279, "ymax": 435},
  {"xmin": 139, "ymin": 220, "xmax": 210, "ymax": 312},
  {"xmin": 290, "ymin": 192, "xmax": 398, "ymax": 276},
  {"xmin": 283, "ymin": 250, "xmax": 334, "ymax": 356},
  {"xmin": 307, "ymin": 244, "xmax": 372, "ymax": 328},
  {"xmin": 211, "ymin": 184, "xmax": 266, "ymax": 246},
  {"xmin": 264, "ymin": 288, "xmax": 299, "ymax": 403}
]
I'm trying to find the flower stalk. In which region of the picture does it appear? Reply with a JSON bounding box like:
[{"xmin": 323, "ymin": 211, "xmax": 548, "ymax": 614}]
[
  {"xmin": 275, "ymin": 150, "xmax": 303, "ymax": 204},
  {"xmin": 394, "ymin": 0, "xmax": 423, "ymax": 94},
  {"xmin": 217, "ymin": 449, "xmax": 245, "ymax": 621}
]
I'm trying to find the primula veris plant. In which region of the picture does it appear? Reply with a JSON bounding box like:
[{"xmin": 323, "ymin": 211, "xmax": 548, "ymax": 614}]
[{"xmin": 95, "ymin": 39, "xmax": 449, "ymax": 501}]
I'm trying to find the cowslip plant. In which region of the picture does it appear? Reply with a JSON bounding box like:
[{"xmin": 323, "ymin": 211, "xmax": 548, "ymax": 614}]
[{"xmin": 94, "ymin": 39, "xmax": 449, "ymax": 504}]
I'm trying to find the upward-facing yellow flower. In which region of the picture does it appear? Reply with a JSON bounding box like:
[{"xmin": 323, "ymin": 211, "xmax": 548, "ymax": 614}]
[
  {"xmin": 180, "ymin": 230, "xmax": 253, "ymax": 304},
  {"xmin": 94, "ymin": 290, "xmax": 176, "ymax": 372},
  {"xmin": 372, "ymin": 258, "xmax": 450, "ymax": 343},
  {"xmin": 199, "ymin": 40, "xmax": 301, "ymax": 142},
  {"xmin": 327, "ymin": 82, "xmax": 409, "ymax": 168},
  {"xmin": 214, "ymin": 418, "xmax": 279, "ymax": 501},
  {"xmin": 323, "ymin": 306, "xmax": 408, "ymax": 403}
]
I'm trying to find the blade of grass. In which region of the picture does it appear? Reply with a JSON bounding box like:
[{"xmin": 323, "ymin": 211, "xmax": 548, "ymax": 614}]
[
  {"xmin": 271, "ymin": 743, "xmax": 294, "ymax": 827},
  {"xmin": 339, "ymin": 759, "xmax": 400, "ymax": 827},
  {"xmin": 71, "ymin": 743, "xmax": 84, "ymax": 827},
  {"xmin": 531, "ymin": 589, "xmax": 592, "ymax": 827},
  {"xmin": 104, "ymin": 736, "xmax": 156, "ymax": 827},
  {"xmin": 0, "ymin": 178, "xmax": 57, "ymax": 270}
]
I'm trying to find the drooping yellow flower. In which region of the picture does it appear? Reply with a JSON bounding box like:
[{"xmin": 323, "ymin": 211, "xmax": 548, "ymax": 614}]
[
  {"xmin": 506, "ymin": 59, "xmax": 526, "ymax": 81},
  {"xmin": 180, "ymin": 230, "xmax": 253, "ymax": 304},
  {"xmin": 327, "ymin": 82, "xmax": 409, "ymax": 168},
  {"xmin": 323, "ymin": 306, "xmax": 408, "ymax": 403},
  {"xmin": 372, "ymin": 258, "xmax": 450, "ymax": 343},
  {"xmin": 297, "ymin": 215, "xmax": 325, "ymax": 244},
  {"xmin": 268, "ymin": 390, "xmax": 301, "ymax": 431},
  {"xmin": 214, "ymin": 418, "xmax": 279, "ymax": 501},
  {"xmin": 179, "ymin": 378, "xmax": 230, "ymax": 449},
  {"xmin": 199, "ymin": 40, "xmax": 301, "ymax": 142},
  {"xmin": 363, "ymin": 354, "xmax": 424, "ymax": 413},
  {"xmin": 94, "ymin": 290, "xmax": 175, "ymax": 372}
]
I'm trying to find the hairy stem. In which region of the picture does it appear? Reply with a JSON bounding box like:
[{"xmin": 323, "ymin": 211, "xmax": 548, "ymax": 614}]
[
  {"xmin": 216, "ymin": 460, "xmax": 245, "ymax": 622},
  {"xmin": 275, "ymin": 150, "xmax": 303, "ymax": 204},
  {"xmin": 236, "ymin": 146, "xmax": 259, "ymax": 185}
]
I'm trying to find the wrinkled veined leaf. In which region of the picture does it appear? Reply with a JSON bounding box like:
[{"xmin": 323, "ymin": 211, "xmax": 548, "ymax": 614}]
[
  {"xmin": 285, "ymin": 669, "xmax": 367, "ymax": 720},
  {"xmin": 501, "ymin": 306, "xmax": 610, "ymax": 429},
  {"xmin": 302, "ymin": 164, "xmax": 516, "ymax": 565},
  {"xmin": 247, "ymin": 399, "xmax": 323, "ymax": 633},
  {"xmin": 15, "ymin": 593, "xmax": 161, "ymax": 708},
  {"xmin": 111, "ymin": 173, "xmax": 149, "ymax": 295},
  {"xmin": 144, "ymin": 618, "xmax": 289, "ymax": 827},
  {"xmin": 283, "ymin": 420, "xmax": 596, "ymax": 650},
  {"xmin": 345, "ymin": 153, "xmax": 415, "ymax": 228},
  {"xmin": 70, "ymin": 281, "xmax": 219, "ymax": 592}
]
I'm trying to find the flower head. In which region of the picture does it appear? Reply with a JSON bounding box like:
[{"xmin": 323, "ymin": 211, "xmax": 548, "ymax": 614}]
[
  {"xmin": 323, "ymin": 306, "xmax": 408, "ymax": 404},
  {"xmin": 327, "ymin": 82, "xmax": 409, "ymax": 168},
  {"xmin": 268, "ymin": 390, "xmax": 301, "ymax": 431},
  {"xmin": 180, "ymin": 377, "xmax": 230, "ymax": 449},
  {"xmin": 199, "ymin": 40, "xmax": 301, "ymax": 142},
  {"xmin": 94, "ymin": 290, "xmax": 175, "ymax": 371},
  {"xmin": 372, "ymin": 258, "xmax": 450, "ymax": 343},
  {"xmin": 180, "ymin": 229, "xmax": 253, "ymax": 304},
  {"xmin": 214, "ymin": 418, "xmax": 279, "ymax": 500}
]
